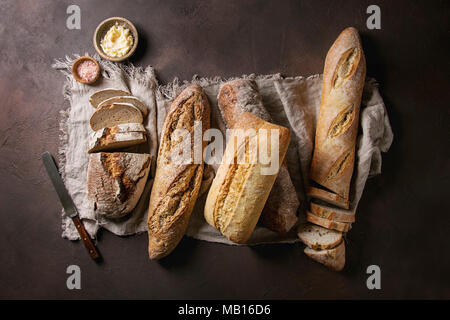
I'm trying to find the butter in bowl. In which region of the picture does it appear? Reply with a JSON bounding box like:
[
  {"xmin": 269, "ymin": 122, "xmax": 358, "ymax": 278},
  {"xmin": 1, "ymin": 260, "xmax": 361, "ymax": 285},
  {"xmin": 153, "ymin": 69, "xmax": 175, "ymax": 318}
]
[{"xmin": 93, "ymin": 17, "xmax": 138, "ymax": 62}]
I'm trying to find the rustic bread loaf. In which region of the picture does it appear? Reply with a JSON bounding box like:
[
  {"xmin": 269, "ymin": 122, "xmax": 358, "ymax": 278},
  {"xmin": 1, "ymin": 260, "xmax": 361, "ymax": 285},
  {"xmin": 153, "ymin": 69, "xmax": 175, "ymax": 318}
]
[
  {"xmin": 310, "ymin": 201, "xmax": 355, "ymax": 223},
  {"xmin": 217, "ymin": 79, "xmax": 299, "ymax": 233},
  {"xmin": 98, "ymin": 96, "xmax": 148, "ymax": 117},
  {"xmin": 304, "ymin": 239, "xmax": 345, "ymax": 271},
  {"xmin": 87, "ymin": 152, "xmax": 151, "ymax": 219},
  {"xmin": 297, "ymin": 223, "xmax": 343, "ymax": 250},
  {"xmin": 306, "ymin": 211, "xmax": 351, "ymax": 232},
  {"xmin": 147, "ymin": 85, "xmax": 210, "ymax": 260},
  {"xmin": 309, "ymin": 27, "xmax": 366, "ymax": 199},
  {"xmin": 89, "ymin": 89, "xmax": 130, "ymax": 108},
  {"xmin": 204, "ymin": 112, "xmax": 291, "ymax": 243},
  {"xmin": 88, "ymin": 123, "xmax": 147, "ymax": 153},
  {"xmin": 90, "ymin": 103, "xmax": 143, "ymax": 131},
  {"xmin": 307, "ymin": 186, "xmax": 349, "ymax": 209}
]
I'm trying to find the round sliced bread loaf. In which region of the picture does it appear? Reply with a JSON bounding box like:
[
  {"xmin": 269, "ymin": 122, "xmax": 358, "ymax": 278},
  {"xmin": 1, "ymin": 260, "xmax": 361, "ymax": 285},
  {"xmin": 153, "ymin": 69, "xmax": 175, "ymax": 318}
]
[
  {"xmin": 90, "ymin": 103, "xmax": 143, "ymax": 131},
  {"xmin": 89, "ymin": 89, "xmax": 130, "ymax": 108},
  {"xmin": 98, "ymin": 96, "xmax": 148, "ymax": 117},
  {"xmin": 297, "ymin": 223, "xmax": 343, "ymax": 250},
  {"xmin": 310, "ymin": 201, "xmax": 355, "ymax": 223},
  {"xmin": 304, "ymin": 239, "xmax": 345, "ymax": 271},
  {"xmin": 307, "ymin": 186, "xmax": 349, "ymax": 209},
  {"xmin": 306, "ymin": 211, "xmax": 351, "ymax": 232}
]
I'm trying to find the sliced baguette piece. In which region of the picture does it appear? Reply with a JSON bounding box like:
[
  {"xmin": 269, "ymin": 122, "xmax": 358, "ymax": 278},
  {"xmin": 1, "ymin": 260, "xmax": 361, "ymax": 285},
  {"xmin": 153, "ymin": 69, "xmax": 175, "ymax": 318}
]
[
  {"xmin": 304, "ymin": 240, "xmax": 345, "ymax": 271},
  {"xmin": 98, "ymin": 96, "xmax": 148, "ymax": 117},
  {"xmin": 297, "ymin": 223, "xmax": 343, "ymax": 250},
  {"xmin": 90, "ymin": 103, "xmax": 143, "ymax": 131},
  {"xmin": 87, "ymin": 152, "xmax": 151, "ymax": 219},
  {"xmin": 310, "ymin": 201, "xmax": 355, "ymax": 223},
  {"xmin": 306, "ymin": 211, "xmax": 351, "ymax": 232},
  {"xmin": 88, "ymin": 123, "xmax": 147, "ymax": 153},
  {"xmin": 89, "ymin": 89, "xmax": 130, "ymax": 108},
  {"xmin": 307, "ymin": 186, "xmax": 349, "ymax": 209}
]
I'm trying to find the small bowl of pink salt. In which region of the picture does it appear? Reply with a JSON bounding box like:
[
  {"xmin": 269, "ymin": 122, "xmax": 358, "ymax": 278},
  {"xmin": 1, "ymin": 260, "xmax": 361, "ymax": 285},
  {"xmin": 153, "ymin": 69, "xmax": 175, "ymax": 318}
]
[{"xmin": 72, "ymin": 56, "xmax": 101, "ymax": 84}]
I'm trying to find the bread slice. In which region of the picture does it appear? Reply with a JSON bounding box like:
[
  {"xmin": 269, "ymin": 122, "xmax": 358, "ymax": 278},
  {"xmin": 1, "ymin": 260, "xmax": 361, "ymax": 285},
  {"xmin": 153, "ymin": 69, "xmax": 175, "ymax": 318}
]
[
  {"xmin": 88, "ymin": 123, "xmax": 147, "ymax": 153},
  {"xmin": 98, "ymin": 96, "xmax": 148, "ymax": 117},
  {"xmin": 310, "ymin": 201, "xmax": 355, "ymax": 223},
  {"xmin": 306, "ymin": 211, "xmax": 351, "ymax": 232},
  {"xmin": 87, "ymin": 152, "xmax": 151, "ymax": 219},
  {"xmin": 304, "ymin": 240, "xmax": 345, "ymax": 271},
  {"xmin": 297, "ymin": 223, "xmax": 343, "ymax": 250},
  {"xmin": 307, "ymin": 186, "xmax": 349, "ymax": 209},
  {"xmin": 89, "ymin": 89, "xmax": 130, "ymax": 108},
  {"xmin": 90, "ymin": 103, "xmax": 143, "ymax": 131}
]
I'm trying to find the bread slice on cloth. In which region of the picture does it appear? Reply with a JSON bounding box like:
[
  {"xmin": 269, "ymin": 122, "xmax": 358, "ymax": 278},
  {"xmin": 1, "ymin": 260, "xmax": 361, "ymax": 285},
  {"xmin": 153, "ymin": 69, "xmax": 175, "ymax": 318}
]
[
  {"xmin": 88, "ymin": 123, "xmax": 147, "ymax": 153},
  {"xmin": 304, "ymin": 240, "xmax": 345, "ymax": 271},
  {"xmin": 89, "ymin": 89, "xmax": 130, "ymax": 109},
  {"xmin": 306, "ymin": 186, "xmax": 349, "ymax": 209},
  {"xmin": 90, "ymin": 103, "xmax": 143, "ymax": 131},
  {"xmin": 98, "ymin": 96, "xmax": 148, "ymax": 117},
  {"xmin": 310, "ymin": 201, "xmax": 355, "ymax": 223},
  {"xmin": 306, "ymin": 211, "xmax": 351, "ymax": 232},
  {"xmin": 297, "ymin": 223, "xmax": 342, "ymax": 250},
  {"xmin": 87, "ymin": 152, "xmax": 151, "ymax": 219}
]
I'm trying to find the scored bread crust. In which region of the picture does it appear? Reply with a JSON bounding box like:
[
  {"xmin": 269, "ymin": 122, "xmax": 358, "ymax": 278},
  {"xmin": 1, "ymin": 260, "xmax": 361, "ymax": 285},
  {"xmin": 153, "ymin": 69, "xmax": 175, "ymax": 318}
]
[
  {"xmin": 88, "ymin": 123, "xmax": 147, "ymax": 153},
  {"xmin": 304, "ymin": 239, "xmax": 346, "ymax": 271},
  {"xmin": 309, "ymin": 27, "xmax": 366, "ymax": 199},
  {"xmin": 310, "ymin": 201, "xmax": 355, "ymax": 223},
  {"xmin": 297, "ymin": 223, "xmax": 343, "ymax": 250},
  {"xmin": 204, "ymin": 112, "xmax": 291, "ymax": 243},
  {"xmin": 89, "ymin": 89, "xmax": 130, "ymax": 108},
  {"xmin": 98, "ymin": 96, "xmax": 149, "ymax": 117},
  {"xmin": 306, "ymin": 211, "xmax": 351, "ymax": 232},
  {"xmin": 306, "ymin": 186, "xmax": 349, "ymax": 209},
  {"xmin": 87, "ymin": 152, "xmax": 151, "ymax": 219},
  {"xmin": 147, "ymin": 85, "xmax": 210, "ymax": 260},
  {"xmin": 90, "ymin": 103, "xmax": 143, "ymax": 131},
  {"xmin": 217, "ymin": 79, "xmax": 299, "ymax": 233}
]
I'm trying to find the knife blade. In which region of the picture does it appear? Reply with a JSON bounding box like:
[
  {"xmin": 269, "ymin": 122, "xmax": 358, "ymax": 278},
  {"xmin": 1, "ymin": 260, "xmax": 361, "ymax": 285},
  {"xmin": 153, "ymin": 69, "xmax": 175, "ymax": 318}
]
[{"xmin": 42, "ymin": 151, "xmax": 99, "ymax": 260}]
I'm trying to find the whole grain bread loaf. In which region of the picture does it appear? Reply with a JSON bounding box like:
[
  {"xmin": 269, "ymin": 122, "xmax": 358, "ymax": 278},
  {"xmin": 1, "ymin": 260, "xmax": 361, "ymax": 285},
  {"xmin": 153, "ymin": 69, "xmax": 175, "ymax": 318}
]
[{"xmin": 147, "ymin": 85, "xmax": 210, "ymax": 260}]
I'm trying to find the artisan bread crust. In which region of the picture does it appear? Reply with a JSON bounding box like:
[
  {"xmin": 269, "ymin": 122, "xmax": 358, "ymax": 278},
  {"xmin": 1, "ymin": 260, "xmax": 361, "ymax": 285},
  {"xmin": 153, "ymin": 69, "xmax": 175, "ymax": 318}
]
[
  {"xmin": 306, "ymin": 211, "xmax": 351, "ymax": 232},
  {"xmin": 310, "ymin": 201, "xmax": 355, "ymax": 223},
  {"xmin": 204, "ymin": 112, "xmax": 291, "ymax": 243},
  {"xmin": 309, "ymin": 27, "xmax": 366, "ymax": 199},
  {"xmin": 147, "ymin": 85, "xmax": 210, "ymax": 259},
  {"xmin": 304, "ymin": 239, "xmax": 345, "ymax": 271},
  {"xmin": 306, "ymin": 186, "xmax": 349, "ymax": 209},
  {"xmin": 87, "ymin": 152, "xmax": 151, "ymax": 219},
  {"xmin": 217, "ymin": 79, "xmax": 299, "ymax": 233}
]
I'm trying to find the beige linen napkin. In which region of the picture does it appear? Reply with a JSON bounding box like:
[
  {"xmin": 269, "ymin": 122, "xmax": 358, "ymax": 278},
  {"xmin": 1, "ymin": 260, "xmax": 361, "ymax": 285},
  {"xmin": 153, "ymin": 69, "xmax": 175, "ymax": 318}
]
[{"xmin": 53, "ymin": 55, "xmax": 393, "ymax": 244}]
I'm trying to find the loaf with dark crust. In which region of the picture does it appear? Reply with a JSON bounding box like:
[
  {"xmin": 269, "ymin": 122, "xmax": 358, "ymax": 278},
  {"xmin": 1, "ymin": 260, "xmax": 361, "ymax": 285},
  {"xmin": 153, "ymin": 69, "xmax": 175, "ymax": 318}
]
[
  {"xmin": 309, "ymin": 27, "xmax": 366, "ymax": 199},
  {"xmin": 147, "ymin": 85, "xmax": 210, "ymax": 260},
  {"xmin": 217, "ymin": 79, "xmax": 299, "ymax": 233}
]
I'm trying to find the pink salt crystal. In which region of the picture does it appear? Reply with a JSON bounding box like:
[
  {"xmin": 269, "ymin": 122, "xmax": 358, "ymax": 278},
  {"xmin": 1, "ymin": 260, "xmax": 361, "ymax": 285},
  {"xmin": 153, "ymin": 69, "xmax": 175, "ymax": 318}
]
[{"xmin": 77, "ymin": 60, "xmax": 99, "ymax": 82}]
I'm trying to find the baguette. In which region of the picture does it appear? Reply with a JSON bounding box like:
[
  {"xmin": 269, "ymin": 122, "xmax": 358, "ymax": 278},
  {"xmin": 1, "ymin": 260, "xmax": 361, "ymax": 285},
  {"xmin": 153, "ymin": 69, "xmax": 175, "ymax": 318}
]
[
  {"xmin": 309, "ymin": 27, "xmax": 366, "ymax": 199},
  {"xmin": 147, "ymin": 85, "xmax": 210, "ymax": 259},
  {"xmin": 306, "ymin": 211, "xmax": 351, "ymax": 232},
  {"xmin": 87, "ymin": 152, "xmax": 151, "ymax": 219},
  {"xmin": 304, "ymin": 239, "xmax": 345, "ymax": 271},
  {"xmin": 297, "ymin": 223, "xmax": 342, "ymax": 250},
  {"xmin": 310, "ymin": 201, "xmax": 355, "ymax": 223},
  {"xmin": 217, "ymin": 79, "xmax": 299, "ymax": 233},
  {"xmin": 306, "ymin": 186, "xmax": 349, "ymax": 209},
  {"xmin": 88, "ymin": 123, "xmax": 147, "ymax": 153},
  {"xmin": 204, "ymin": 112, "xmax": 291, "ymax": 243},
  {"xmin": 90, "ymin": 103, "xmax": 143, "ymax": 131}
]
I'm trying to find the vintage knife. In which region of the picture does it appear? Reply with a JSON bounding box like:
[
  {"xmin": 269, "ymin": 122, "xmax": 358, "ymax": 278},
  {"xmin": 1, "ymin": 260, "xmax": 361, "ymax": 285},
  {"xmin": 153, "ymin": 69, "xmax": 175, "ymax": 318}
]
[{"xmin": 42, "ymin": 151, "xmax": 99, "ymax": 260}]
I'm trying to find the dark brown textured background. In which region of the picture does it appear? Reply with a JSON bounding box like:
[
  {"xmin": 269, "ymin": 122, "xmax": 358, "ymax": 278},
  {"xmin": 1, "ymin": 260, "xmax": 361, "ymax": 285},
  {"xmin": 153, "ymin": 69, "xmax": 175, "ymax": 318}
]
[{"xmin": 0, "ymin": 0, "xmax": 449, "ymax": 299}]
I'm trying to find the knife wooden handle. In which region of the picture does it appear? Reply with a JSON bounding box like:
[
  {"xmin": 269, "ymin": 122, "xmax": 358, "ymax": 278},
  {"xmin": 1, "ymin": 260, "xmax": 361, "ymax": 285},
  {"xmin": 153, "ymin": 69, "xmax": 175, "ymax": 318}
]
[{"xmin": 72, "ymin": 216, "xmax": 99, "ymax": 260}]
